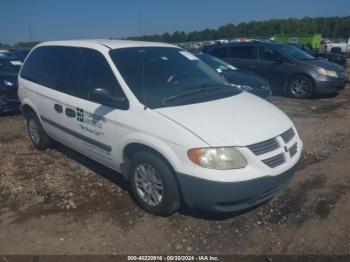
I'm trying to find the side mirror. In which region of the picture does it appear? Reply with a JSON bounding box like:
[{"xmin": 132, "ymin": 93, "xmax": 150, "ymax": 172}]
[
  {"xmin": 275, "ymin": 55, "xmax": 284, "ymax": 63},
  {"xmin": 90, "ymin": 88, "xmax": 129, "ymax": 110}
]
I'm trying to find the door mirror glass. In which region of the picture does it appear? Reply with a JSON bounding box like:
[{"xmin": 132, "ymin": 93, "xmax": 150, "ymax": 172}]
[{"xmin": 90, "ymin": 88, "xmax": 129, "ymax": 109}]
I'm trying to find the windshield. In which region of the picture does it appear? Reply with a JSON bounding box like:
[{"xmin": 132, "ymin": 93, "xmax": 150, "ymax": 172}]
[
  {"xmin": 196, "ymin": 53, "xmax": 237, "ymax": 72},
  {"xmin": 277, "ymin": 45, "xmax": 315, "ymax": 61},
  {"xmin": 110, "ymin": 47, "xmax": 241, "ymax": 108}
]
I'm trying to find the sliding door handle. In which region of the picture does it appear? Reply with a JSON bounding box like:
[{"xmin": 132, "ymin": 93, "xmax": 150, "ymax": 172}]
[{"xmin": 65, "ymin": 108, "xmax": 76, "ymax": 118}]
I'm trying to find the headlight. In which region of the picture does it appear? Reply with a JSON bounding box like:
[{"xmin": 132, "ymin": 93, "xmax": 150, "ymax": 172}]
[
  {"xmin": 318, "ymin": 68, "xmax": 337, "ymax": 78},
  {"xmin": 231, "ymin": 84, "xmax": 253, "ymax": 91},
  {"xmin": 3, "ymin": 80, "xmax": 15, "ymax": 87},
  {"xmin": 187, "ymin": 147, "xmax": 247, "ymax": 170}
]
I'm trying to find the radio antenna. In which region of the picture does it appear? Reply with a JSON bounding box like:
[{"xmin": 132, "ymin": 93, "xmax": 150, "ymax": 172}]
[{"xmin": 139, "ymin": 10, "xmax": 147, "ymax": 110}]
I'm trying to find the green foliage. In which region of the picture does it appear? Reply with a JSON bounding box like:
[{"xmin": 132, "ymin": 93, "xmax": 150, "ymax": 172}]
[{"xmin": 128, "ymin": 16, "xmax": 350, "ymax": 43}]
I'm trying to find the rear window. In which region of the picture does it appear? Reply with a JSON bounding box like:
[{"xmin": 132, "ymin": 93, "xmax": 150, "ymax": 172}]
[
  {"xmin": 229, "ymin": 46, "xmax": 257, "ymax": 60},
  {"xmin": 20, "ymin": 46, "xmax": 78, "ymax": 92}
]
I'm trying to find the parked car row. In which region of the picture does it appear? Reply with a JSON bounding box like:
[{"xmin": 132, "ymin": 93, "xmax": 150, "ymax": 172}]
[
  {"xmin": 1, "ymin": 41, "xmax": 348, "ymax": 115},
  {"xmin": 204, "ymin": 41, "xmax": 348, "ymax": 98}
]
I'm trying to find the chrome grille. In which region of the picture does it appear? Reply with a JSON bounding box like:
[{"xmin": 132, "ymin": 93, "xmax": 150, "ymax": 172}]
[
  {"xmin": 262, "ymin": 153, "xmax": 286, "ymax": 168},
  {"xmin": 289, "ymin": 143, "xmax": 298, "ymax": 157},
  {"xmin": 247, "ymin": 127, "xmax": 298, "ymax": 168},
  {"xmin": 247, "ymin": 138, "xmax": 279, "ymax": 156},
  {"xmin": 280, "ymin": 128, "xmax": 295, "ymax": 143}
]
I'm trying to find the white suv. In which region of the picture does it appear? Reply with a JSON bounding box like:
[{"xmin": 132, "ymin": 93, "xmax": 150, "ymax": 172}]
[{"xmin": 18, "ymin": 40, "xmax": 302, "ymax": 216}]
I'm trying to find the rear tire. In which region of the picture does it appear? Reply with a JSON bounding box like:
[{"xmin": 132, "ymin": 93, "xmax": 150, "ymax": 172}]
[
  {"xmin": 26, "ymin": 112, "xmax": 52, "ymax": 150},
  {"xmin": 287, "ymin": 75, "xmax": 314, "ymax": 99},
  {"xmin": 129, "ymin": 151, "xmax": 180, "ymax": 216}
]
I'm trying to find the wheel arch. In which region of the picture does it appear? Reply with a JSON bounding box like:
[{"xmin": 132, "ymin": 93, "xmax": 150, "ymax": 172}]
[
  {"xmin": 284, "ymin": 73, "xmax": 315, "ymax": 95},
  {"xmin": 21, "ymin": 99, "xmax": 38, "ymax": 118},
  {"xmin": 119, "ymin": 135, "xmax": 185, "ymax": 181}
]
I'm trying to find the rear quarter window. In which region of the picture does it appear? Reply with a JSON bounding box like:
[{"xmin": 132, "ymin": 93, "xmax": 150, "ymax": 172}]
[{"xmin": 20, "ymin": 46, "xmax": 78, "ymax": 92}]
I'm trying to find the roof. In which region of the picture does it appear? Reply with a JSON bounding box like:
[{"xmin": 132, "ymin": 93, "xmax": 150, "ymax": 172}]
[{"xmin": 37, "ymin": 39, "xmax": 176, "ymax": 50}]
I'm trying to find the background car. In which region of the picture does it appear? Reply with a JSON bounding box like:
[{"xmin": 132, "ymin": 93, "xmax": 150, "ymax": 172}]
[
  {"xmin": 0, "ymin": 58, "xmax": 21, "ymax": 113},
  {"xmin": 289, "ymin": 43, "xmax": 347, "ymax": 68},
  {"xmin": 194, "ymin": 52, "xmax": 271, "ymax": 99},
  {"xmin": 205, "ymin": 41, "xmax": 348, "ymax": 98}
]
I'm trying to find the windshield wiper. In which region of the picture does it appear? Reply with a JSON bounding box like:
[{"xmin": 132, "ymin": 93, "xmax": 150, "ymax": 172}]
[{"xmin": 161, "ymin": 86, "xmax": 227, "ymax": 106}]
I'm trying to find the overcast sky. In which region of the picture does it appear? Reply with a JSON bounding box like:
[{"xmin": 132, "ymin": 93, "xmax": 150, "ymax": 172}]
[{"xmin": 1, "ymin": 0, "xmax": 350, "ymax": 44}]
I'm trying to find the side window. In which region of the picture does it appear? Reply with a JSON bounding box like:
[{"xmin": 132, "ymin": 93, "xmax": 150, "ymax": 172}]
[
  {"xmin": 20, "ymin": 46, "xmax": 77, "ymax": 92},
  {"xmin": 229, "ymin": 46, "xmax": 257, "ymax": 60},
  {"xmin": 70, "ymin": 48, "xmax": 125, "ymax": 101},
  {"xmin": 211, "ymin": 47, "xmax": 228, "ymax": 58},
  {"xmin": 259, "ymin": 46, "xmax": 279, "ymax": 61}
]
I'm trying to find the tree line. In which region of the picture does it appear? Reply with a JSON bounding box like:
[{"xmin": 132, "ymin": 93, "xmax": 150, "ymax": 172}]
[
  {"xmin": 1, "ymin": 16, "xmax": 349, "ymax": 48},
  {"xmin": 128, "ymin": 16, "xmax": 350, "ymax": 43}
]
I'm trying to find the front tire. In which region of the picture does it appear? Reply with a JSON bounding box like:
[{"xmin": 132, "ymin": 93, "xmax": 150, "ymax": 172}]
[
  {"xmin": 129, "ymin": 151, "xmax": 180, "ymax": 216},
  {"xmin": 287, "ymin": 76, "xmax": 314, "ymax": 99},
  {"xmin": 26, "ymin": 112, "xmax": 52, "ymax": 150}
]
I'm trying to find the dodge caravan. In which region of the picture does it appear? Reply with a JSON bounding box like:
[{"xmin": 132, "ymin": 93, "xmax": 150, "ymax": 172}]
[{"xmin": 18, "ymin": 40, "xmax": 302, "ymax": 216}]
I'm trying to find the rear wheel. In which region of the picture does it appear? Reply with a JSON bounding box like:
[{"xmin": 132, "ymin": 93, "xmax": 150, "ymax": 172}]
[
  {"xmin": 26, "ymin": 112, "xmax": 52, "ymax": 150},
  {"xmin": 129, "ymin": 151, "xmax": 180, "ymax": 216},
  {"xmin": 287, "ymin": 76, "xmax": 314, "ymax": 99}
]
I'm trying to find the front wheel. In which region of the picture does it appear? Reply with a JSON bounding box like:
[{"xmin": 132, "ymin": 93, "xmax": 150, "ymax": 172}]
[
  {"xmin": 287, "ymin": 76, "xmax": 314, "ymax": 99},
  {"xmin": 26, "ymin": 112, "xmax": 52, "ymax": 150},
  {"xmin": 129, "ymin": 152, "xmax": 180, "ymax": 216}
]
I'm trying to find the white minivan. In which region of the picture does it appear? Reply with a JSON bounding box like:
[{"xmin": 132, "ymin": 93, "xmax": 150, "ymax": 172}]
[{"xmin": 18, "ymin": 40, "xmax": 302, "ymax": 216}]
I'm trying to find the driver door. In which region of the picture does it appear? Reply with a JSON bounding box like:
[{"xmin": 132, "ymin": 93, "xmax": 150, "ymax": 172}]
[
  {"xmin": 64, "ymin": 48, "xmax": 125, "ymax": 170},
  {"xmin": 256, "ymin": 46, "xmax": 291, "ymax": 90}
]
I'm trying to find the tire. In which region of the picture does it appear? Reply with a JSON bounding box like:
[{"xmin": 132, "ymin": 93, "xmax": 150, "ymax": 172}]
[
  {"xmin": 129, "ymin": 151, "xmax": 180, "ymax": 216},
  {"xmin": 287, "ymin": 75, "xmax": 314, "ymax": 99},
  {"xmin": 26, "ymin": 111, "xmax": 52, "ymax": 150}
]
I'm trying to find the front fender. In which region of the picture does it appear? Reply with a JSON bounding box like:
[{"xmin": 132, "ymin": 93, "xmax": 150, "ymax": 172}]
[{"xmin": 117, "ymin": 131, "xmax": 194, "ymax": 175}]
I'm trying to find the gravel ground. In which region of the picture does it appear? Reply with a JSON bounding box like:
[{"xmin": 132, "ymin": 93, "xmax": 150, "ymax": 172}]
[{"xmin": 1, "ymin": 69, "xmax": 350, "ymax": 255}]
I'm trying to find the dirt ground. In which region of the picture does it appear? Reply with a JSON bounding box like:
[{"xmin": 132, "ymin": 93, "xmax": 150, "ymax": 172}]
[{"xmin": 1, "ymin": 69, "xmax": 350, "ymax": 255}]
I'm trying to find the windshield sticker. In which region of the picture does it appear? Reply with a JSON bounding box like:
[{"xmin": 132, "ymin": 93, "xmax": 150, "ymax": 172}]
[
  {"xmin": 76, "ymin": 108, "xmax": 106, "ymax": 136},
  {"xmin": 179, "ymin": 51, "xmax": 199, "ymax": 61}
]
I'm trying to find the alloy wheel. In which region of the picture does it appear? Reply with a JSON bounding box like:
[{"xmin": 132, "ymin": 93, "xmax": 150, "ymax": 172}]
[{"xmin": 134, "ymin": 163, "xmax": 164, "ymax": 206}]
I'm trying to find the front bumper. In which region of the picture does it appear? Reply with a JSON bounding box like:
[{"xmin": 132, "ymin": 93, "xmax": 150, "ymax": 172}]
[
  {"xmin": 314, "ymin": 75, "xmax": 348, "ymax": 94},
  {"xmin": 0, "ymin": 94, "xmax": 21, "ymax": 113},
  {"xmin": 176, "ymin": 160, "xmax": 300, "ymax": 213}
]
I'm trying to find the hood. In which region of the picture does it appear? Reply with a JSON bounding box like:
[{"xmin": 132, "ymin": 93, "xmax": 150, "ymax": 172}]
[
  {"xmin": 155, "ymin": 92, "xmax": 293, "ymax": 147},
  {"xmin": 301, "ymin": 59, "xmax": 344, "ymax": 72},
  {"xmin": 223, "ymin": 70, "xmax": 268, "ymax": 89}
]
